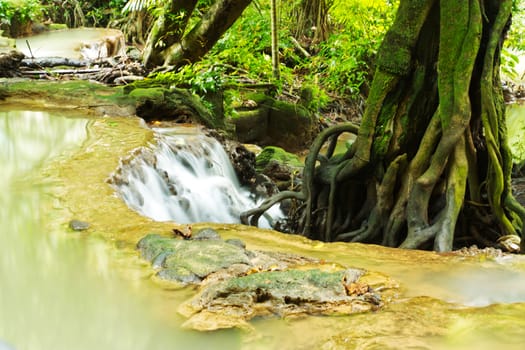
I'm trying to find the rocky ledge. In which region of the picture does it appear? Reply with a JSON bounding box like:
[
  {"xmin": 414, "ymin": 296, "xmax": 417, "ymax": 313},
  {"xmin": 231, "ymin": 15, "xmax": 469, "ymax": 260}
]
[{"xmin": 137, "ymin": 228, "xmax": 397, "ymax": 331}]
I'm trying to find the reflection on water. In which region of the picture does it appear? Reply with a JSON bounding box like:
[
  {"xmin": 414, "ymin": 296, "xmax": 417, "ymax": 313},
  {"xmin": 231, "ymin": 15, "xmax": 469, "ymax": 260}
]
[{"xmin": 0, "ymin": 109, "xmax": 239, "ymax": 350}]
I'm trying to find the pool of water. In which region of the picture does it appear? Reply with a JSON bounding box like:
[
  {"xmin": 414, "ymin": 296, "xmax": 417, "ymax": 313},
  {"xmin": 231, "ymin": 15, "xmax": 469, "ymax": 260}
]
[
  {"xmin": 0, "ymin": 107, "xmax": 240, "ymax": 350},
  {"xmin": 15, "ymin": 28, "xmax": 123, "ymax": 59},
  {"xmin": 2, "ymin": 105, "xmax": 525, "ymax": 349}
]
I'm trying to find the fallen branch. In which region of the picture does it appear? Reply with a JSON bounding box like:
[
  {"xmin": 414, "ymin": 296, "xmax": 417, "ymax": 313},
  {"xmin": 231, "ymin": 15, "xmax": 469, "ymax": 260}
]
[
  {"xmin": 289, "ymin": 36, "xmax": 311, "ymax": 58},
  {"xmin": 21, "ymin": 68, "xmax": 102, "ymax": 75},
  {"xmin": 21, "ymin": 57, "xmax": 89, "ymax": 68}
]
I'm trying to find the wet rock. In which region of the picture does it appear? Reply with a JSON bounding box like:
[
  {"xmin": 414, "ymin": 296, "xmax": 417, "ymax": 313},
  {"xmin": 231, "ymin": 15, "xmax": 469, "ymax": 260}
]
[
  {"xmin": 68, "ymin": 219, "xmax": 90, "ymax": 231},
  {"xmin": 179, "ymin": 268, "xmax": 383, "ymax": 331},
  {"xmin": 162, "ymin": 240, "xmax": 251, "ymax": 278},
  {"xmin": 137, "ymin": 233, "xmax": 252, "ymax": 284},
  {"xmin": 255, "ymin": 146, "xmax": 303, "ymax": 191},
  {"xmin": 137, "ymin": 232, "xmax": 395, "ymax": 330},
  {"xmin": 192, "ymin": 228, "xmax": 221, "ymax": 240},
  {"xmin": 137, "ymin": 234, "xmax": 183, "ymax": 262},
  {"xmin": 225, "ymin": 238, "xmax": 246, "ymax": 249},
  {"xmin": 138, "ymin": 232, "xmax": 319, "ymax": 285},
  {"xmin": 157, "ymin": 266, "xmax": 202, "ymax": 284}
]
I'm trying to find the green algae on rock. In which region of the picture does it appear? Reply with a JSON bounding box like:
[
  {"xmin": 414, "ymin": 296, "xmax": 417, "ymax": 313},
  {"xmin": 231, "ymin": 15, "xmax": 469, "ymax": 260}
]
[
  {"xmin": 137, "ymin": 230, "xmax": 394, "ymax": 330},
  {"xmin": 179, "ymin": 268, "xmax": 383, "ymax": 331}
]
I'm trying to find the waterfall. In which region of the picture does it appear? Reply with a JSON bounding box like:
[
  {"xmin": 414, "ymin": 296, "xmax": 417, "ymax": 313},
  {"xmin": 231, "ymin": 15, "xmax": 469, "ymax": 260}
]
[{"xmin": 111, "ymin": 126, "xmax": 282, "ymax": 228}]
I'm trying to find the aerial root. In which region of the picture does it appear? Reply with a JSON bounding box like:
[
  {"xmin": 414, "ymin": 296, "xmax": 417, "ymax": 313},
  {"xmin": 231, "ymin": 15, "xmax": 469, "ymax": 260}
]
[
  {"xmin": 336, "ymin": 154, "xmax": 406, "ymax": 242},
  {"xmin": 400, "ymin": 139, "xmax": 468, "ymax": 251},
  {"xmin": 240, "ymin": 191, "xmax": 305, "ymax": 226}
]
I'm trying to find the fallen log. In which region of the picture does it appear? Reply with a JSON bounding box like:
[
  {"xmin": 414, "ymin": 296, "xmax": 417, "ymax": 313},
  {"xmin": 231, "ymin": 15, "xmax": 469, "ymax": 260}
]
[
  {"xmin": 21, "ymin": 68, "xmax": 101, "ymax": 75},
  {"xmin": 21, "ymin": 57, "xmax": 88, "ymax": 68}
]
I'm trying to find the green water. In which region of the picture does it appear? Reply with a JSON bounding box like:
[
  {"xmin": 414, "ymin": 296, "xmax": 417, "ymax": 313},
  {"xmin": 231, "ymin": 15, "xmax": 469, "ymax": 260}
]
[
  {"xmin": 0, "ymin": 108, "xmax": 239, "ymax": 350},
  {"xmin": 2, "ymin": 106, "xmax": 525, "ymax": 350}
]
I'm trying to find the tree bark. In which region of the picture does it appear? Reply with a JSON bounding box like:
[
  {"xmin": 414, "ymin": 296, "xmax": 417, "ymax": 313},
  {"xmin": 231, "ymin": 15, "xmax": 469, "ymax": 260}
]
[
  {"xmin": 289, "ymin": 0, "xmax": 332, "ymax": 45},
  {"xmin": 143, "ymin": 0, "xmax": 198, "ymax": 68},
  {"xmin": 243, "ymin": 0, "xmax": 525, "ymax": 253},
  {"xmin": 270, "ymin": 0, "xmax": 280, "ymax": 80},
  {"xmin": 144, "ymin": 0, "xmax": 252, "ymax": 69}
]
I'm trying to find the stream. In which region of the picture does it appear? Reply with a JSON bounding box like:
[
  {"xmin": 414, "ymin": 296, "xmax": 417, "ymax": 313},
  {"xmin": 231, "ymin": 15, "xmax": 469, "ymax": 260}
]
[
  {"xmin": 1, "ymin": 104, "xmax": 525, "ymax": 349},
  {"xmin": 0, "ymin": 107, "xmax": 240, "ymax": 350}
]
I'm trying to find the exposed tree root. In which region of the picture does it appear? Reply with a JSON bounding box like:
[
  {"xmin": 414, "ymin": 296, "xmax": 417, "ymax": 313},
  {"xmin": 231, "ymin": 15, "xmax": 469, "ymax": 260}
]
[{"xmin": 241, "ymin": 0, "xmax": 524, "ymax": 253}]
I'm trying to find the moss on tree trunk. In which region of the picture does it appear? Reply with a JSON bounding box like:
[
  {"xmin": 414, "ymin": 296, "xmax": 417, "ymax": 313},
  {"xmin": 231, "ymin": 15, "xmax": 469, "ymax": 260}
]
[
  {"xmin": 143, "ymin": 0, "xmax": 252, "ymax": 69},
  {"xmin": 242, "ymin": 0, "xmax": 525, "ymax": 253}
]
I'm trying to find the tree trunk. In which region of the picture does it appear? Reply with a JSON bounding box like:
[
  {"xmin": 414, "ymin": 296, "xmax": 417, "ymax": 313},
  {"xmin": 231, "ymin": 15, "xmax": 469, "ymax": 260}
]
[
  {"xmin": 242, "ymin": 0, "xmax": 525, "ymax": 253},
  {"xmin": 144, "ymin": 0, "xmax": 252, "ymax": 69},
  {"xmin": 143, "ymin": 0, "xmax": 198, "ymax": 68},
  {"xmin": 289, "ymin": 0, "xmax": 332, "ymax": 46},
  {"xmin": 270, "ymin": 0, "xmax": 280, "ymax": 80}
]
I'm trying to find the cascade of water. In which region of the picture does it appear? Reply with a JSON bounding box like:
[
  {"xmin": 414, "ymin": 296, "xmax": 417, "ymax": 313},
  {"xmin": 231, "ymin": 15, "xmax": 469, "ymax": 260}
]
[{"xmin": 112, "ymin": 126, "xmax": 283, "ymax": 228}]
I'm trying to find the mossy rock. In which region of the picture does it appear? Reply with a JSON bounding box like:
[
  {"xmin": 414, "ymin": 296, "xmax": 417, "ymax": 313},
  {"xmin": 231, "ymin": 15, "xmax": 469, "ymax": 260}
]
[
  {"xmin": 229, "ymin": 93, "xmax": 317, "ymax": 151},
  {"xmin": 1, "ymin": 79, "xmax": 139, "ymax": 115},
  {"xmin": 163, "ymin": 240, "xmax": 251, "ymax": 278},
  {"xmin": 1, "ymin": 80, "xmax": 226, "ymax": 129},
  {"xmin": 48, "ymin": 23, "xmax": 68, "ymax": 31},
  {"xmin": 265, "ymin": 99, "xmax": 316, "ymax": 151},
  {"xmin": 127, "ymin": 86, "xmax": 226, "ymax": 130},
  {"xmin": 255, "ymin": 146, "xmax": 303, "ymax": 171},
  {"xmin": 137, "ymin": 233, "xmax": 251, "ymax": 284},
  {"xmin": 179, "ymin": 268, "xmax": 385, "ymax": 331},
  {"xmin": 231, "ymin": 108, "xmax": 269, "ymax": 142}
]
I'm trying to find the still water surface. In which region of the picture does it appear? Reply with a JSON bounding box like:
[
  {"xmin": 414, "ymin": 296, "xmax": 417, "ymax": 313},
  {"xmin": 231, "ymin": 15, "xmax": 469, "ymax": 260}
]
[{"xmin": 0, "ymin": 108, "xmax": 239, "ymax": 350}]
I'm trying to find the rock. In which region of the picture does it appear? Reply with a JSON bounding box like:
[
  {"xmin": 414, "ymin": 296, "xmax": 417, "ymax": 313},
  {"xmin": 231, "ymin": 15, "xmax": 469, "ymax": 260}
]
[
  {"xmin": 255, "ymin": 146, "xmax": 303, "ymax": 191},
  {"xmin": 137, "ymin": 233, "xmax": 252, "ymax": 284},
  {"xmin": 137, "ymin": 234, "xmax": 183, "ymax": 262},
  {"xmin": 225, "ymin": 238, "xmax": 246, "ymax": 249},
  {"xmin": 0, "ymin": 50, "xmax": 25, "ymax": 77},
  {"xmin": 192, "ymin": 228, "xmax": 221, "ymax": 240},
  {"xmin": 255, "ymin": 146, "xmax": 303, "ymax": 171},
  {"xmin": 162, "ymin": 240, "xmax": 251, "ymax": 278},
  {"xmin": 137, "ymin": 233, "xmax": 320, "ymax": 285},
  {"xmin": 179, "ymin": 268, "xmax": 383, "ymax": 331},
  {"xmin": 137, "ymin": 232, "xmax": 395, "ymax": 330},
  {"xmin": 68, "ymin": 219, "xmax": 90, "ymax": 231},
  {"xmin": 157, "ymin": 266, "xmax": 202, "ymax": 284}
]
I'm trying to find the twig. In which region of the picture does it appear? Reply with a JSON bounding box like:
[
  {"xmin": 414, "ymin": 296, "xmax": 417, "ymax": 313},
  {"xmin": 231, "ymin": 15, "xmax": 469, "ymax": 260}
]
[
  {"xmin": 289, "ymin": 36, "xmax": 311, "ymax": 58},
  {"xmin": 25, "ymin": 40, "xmax": 34, "ymax": 59}
]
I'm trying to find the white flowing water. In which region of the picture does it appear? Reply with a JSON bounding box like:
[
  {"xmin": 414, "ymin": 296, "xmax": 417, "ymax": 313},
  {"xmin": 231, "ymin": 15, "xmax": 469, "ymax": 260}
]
[{"xmin": 113, "ymin": 126, "xmax": 283, "ymax": 228}]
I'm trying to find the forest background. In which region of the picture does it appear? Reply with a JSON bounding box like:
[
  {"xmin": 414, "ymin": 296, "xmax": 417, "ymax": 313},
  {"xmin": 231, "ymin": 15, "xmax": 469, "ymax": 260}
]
[{"xmin": 2, "ymin": 0, "xmax": 522, "ymax": 122}]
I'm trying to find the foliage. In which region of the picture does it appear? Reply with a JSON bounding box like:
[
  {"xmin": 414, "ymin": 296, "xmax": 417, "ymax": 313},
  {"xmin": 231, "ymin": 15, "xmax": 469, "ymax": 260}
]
[
  {"xmin": 507, "ymin": 0, "xmax": 525, "ymax": 51},
  {"xmin": 500, "ymin": 47, "xmax": 520, "ymax": 81},
  {"xmin": 136, "ymin": 0, "xmax": 397, "ymax": 117},
  {"xmin": 40, "ymin": 0, "xmax": 128, "ymax": 27},
  {"xmin": 149, "ymin": 63, "xmax": 226, "ymax": 95},
  {"xmin": 500, "ymin": 0, "xmax": 525, "ymax": 81},
  {"xmin": 307, "ymin": 0, "xmax": 398, "ymax": 98},
  {"xmin": 0, "ymin": 0, "xmax": 43, "ymax": 24}
]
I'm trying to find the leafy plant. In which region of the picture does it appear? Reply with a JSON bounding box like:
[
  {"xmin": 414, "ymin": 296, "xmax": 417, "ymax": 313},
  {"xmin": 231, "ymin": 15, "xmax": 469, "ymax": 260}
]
[
  {"xmin": 507, "ymin": 0, "xmax": 525, "ymax": 51},
  {"xmin": 0, "ymin": 0, "xmax": 43, "ymax": 24},
  {"xmin": 501, "ymin": 47, "xmax": 520, "ymax": 81},
  {"xmin": 150, "ymin": 63, "xmax": 226, "ymax": 95},
  {"xmin": 309, "ymin": 0, "xmax": 398, "ymax": 99}
]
